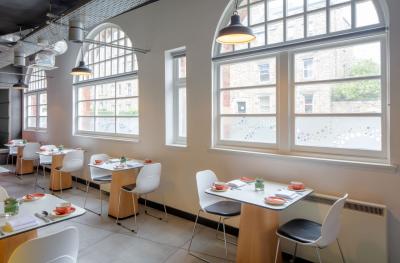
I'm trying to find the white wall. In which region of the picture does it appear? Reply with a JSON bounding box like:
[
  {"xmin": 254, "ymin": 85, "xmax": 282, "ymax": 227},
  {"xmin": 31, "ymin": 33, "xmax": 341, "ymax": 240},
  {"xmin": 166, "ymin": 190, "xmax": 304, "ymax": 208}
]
[{"xmin": 23, "ymin": 0, "xmax": 400, "ymax": 261}]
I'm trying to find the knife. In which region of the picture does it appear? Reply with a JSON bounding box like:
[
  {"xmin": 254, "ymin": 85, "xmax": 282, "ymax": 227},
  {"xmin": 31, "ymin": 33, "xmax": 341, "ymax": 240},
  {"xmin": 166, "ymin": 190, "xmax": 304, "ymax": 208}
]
[{"xmin": 34, "ymin": 213, "xmax": 50, "ymax": 223}]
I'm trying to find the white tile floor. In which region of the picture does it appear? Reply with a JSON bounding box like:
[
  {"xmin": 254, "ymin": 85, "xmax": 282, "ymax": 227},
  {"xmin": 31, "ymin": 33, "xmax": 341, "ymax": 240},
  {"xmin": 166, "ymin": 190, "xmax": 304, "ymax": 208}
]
[{"xmin": 0, "ymin": 168, "xmax": 237, "ymax": 263}]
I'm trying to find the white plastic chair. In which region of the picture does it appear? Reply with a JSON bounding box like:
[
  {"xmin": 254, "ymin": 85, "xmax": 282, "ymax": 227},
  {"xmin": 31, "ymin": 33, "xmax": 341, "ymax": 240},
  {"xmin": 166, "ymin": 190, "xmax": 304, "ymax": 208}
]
[
  {"xmin": 116, "ymin": 163, "xmax": 168, "ymax": 232},
  {"xmin": 35, "ymin": 145, "xmax": 57, "ymax": 191},
  {"xmin": 188, "ymin": 170, "xmax": 241, "ymax": 260},
  {"xmin": 0, "ymin": 185, "xmax": 8, "ymax": 202},
  {"xmin": 275, "ymin": 194, "xmax": 349, "ymax": 263},
  {"xmin": 8, "ymin": 226, "xmax": 79, "ymax": 263},
  {"xmin": 84, "ymin": 154, "xmax": 112, "ymax": 216},
  {"xmin": 17, "ymin": 142, "xmax": 40, "ymax": 178},
  {"xmin": 54, "ymin": 150, "xmax": 84, "ymax": 195},
  {"xmin": 6, "ymin": 139, "xmax": 23, "ymax": 166}
]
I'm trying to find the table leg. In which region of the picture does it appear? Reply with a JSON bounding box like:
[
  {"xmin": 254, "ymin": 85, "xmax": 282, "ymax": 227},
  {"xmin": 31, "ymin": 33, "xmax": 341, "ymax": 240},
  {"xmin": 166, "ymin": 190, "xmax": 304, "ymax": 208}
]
[
  {"xmin": 0, "ymin": 230, "xmax": 37, "ymax": 263},
  {"xmin": 49, "ymin": 155, "xmax": 72, "ymax": 191},
  {"xmin": 108, "ymin": 169, "xmax": 139, "ymax": 218},
  {"xmin": 236, "ymin": 204, "xmax": 282, "ymax": 263}
]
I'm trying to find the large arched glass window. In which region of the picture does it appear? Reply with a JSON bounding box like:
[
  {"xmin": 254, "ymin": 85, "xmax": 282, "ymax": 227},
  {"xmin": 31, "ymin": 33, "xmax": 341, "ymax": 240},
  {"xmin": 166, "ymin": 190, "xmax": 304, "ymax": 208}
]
[
  {"xmin": 73, "ymin": 24, "xmax": 139, "ymax": 139},
  {"xmin": 213, "ymin": 0, "xmax": 388, "ymax": 162},
  {"xmin": 24, "ymin": 68, "xmax": 47, "ymax": 130}
]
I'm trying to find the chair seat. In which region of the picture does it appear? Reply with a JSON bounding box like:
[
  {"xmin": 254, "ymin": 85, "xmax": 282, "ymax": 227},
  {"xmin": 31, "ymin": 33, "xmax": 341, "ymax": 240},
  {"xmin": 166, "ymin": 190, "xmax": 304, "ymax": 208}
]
[
  {"xmin": 93, "ymin": 175, "xmax": 112, "ymax": 182},
  {"xmin": 204, "ymin": 201, "xmax": 241, "ymax": 217},
  {"xmin": 277, "ymin": 218, "xmax": 321, "ymax": 243},
  {"xmin": 121, "ymin": 183, "xmax": 137, "ymax": 192}
]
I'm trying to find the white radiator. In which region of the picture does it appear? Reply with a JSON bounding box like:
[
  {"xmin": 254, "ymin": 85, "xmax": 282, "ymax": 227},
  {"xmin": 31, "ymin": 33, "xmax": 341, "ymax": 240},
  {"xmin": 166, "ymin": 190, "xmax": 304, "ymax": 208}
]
[{"xmin": 279, "ymin": 193, "xmax": 387, "ymax": 263}]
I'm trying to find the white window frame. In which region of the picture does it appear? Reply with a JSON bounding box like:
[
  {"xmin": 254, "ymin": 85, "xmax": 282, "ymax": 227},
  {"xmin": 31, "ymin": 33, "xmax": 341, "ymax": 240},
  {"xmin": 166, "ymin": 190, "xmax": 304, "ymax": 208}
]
[
  {"xmin": 73, "ymin": 23, "xmax": 139, "ymax": 141},
  {"xmin": 172, "ymin": 53, "xmax": 187, "ymax": 145},
  {"xmin": 302, "ymin": 58, "xmax": 314, "ymax": 79},
  {"xmin": 24, "ymin": 68, "xmax": 47, "ymax": 132}
]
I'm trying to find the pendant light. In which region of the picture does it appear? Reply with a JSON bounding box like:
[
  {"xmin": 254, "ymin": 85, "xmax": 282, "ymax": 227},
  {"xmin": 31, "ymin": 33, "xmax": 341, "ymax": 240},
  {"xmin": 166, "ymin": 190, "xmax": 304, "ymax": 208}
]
[
  {"xmin": 216, "ymin": 0, "xmax": 256, "ymax": 44},
  {"xmin": 12, "ymin": 79, "xmax": 28, "ymax": 90},
  {"xmin": 70, "ymin": 44, "xmax": 92, "ymax": 76}
]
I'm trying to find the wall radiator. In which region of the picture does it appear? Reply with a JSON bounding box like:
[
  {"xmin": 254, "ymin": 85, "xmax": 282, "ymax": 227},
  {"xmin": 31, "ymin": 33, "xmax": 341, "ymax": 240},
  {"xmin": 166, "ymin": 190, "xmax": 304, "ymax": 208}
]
[{"xmin": 279, "ymin": 193, "xmax": 387, "ymax": 263}]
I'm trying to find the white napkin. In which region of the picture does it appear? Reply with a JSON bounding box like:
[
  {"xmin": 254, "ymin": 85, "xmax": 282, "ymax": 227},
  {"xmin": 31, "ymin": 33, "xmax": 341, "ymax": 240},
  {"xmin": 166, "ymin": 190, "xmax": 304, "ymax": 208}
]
[
  {"xmin": 227, "ymin": 179, "xmax": 247, "ymax": 188},
  {"xmin": 5, "ymin": 215, "xmax": 39, "ymax": 232},
  {"xmin": 275, "ymin": 189, "xmax": 298, "ymax": 200}
]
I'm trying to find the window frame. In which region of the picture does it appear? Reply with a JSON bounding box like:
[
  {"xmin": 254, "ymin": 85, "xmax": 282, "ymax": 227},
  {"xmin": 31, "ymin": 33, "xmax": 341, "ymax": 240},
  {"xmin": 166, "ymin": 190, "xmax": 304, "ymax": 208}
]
[
  {"xmin": 24, "ymin": 68, "xmax": 47, "ymax": 132},
  {"xmin": 172, "ymin": 53, "xmax": 187, "ymax": 145}
]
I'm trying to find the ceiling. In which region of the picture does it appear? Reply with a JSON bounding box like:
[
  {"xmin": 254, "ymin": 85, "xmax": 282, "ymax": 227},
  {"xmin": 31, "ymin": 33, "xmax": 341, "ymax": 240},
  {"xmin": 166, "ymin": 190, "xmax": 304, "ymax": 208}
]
[{"xmin": 0, "ymin": 0, "xmax": 89, "ymax": 35}]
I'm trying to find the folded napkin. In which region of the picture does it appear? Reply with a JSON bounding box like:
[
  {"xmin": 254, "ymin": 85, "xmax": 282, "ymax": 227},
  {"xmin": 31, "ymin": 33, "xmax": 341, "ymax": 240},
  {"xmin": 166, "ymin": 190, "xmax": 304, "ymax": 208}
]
[
  {"xmin": 227, "ymin": 179, "xmax": 247, "ymax": 188},
  {"xmin": 275, "ymin": 189, "xmax": 298, "ymax": 200},
  {"xmin": 4, "ymin": 215, "xmax": 39, "ymax": 232}
]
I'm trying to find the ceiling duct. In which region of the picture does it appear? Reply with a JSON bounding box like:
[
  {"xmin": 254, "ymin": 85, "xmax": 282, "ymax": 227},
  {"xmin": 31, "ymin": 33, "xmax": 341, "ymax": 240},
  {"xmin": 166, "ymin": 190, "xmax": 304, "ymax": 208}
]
[
  {"xmin": 69, "ymin": 20, "xmax": 84, "ymax": 43},
  {"xmin": 29, "ymin": 50, "xmax": 57, "ymax": 70},
  {"xmin": 13, "ymin": 49, "xmax": 25, "ymax": 67}
]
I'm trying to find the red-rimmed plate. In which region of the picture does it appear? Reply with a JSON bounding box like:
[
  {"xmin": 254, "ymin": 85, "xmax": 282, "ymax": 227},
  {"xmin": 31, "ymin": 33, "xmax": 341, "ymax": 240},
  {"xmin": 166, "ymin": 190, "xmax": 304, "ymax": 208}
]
[
  {"xmin": 52, "ymin": 207, "xmax": 76, "ymax": 217},
  {"xmin": 22, "ymin": 193, "xmax": 46, "ymax": 202},
  {"xmin": 211, "ymin": 186, "xmax": 230, "ymax": 192},
  {"xmin": 288, "ymin": 185, "xmax": 307, "ymax": 192},
  {"xmin": 265, "ymin": 196, "xmax": 286, "ymax": 205},
  {"xmin": 240, "ymin": 177, "xmax": 255, "ymax": 183}
]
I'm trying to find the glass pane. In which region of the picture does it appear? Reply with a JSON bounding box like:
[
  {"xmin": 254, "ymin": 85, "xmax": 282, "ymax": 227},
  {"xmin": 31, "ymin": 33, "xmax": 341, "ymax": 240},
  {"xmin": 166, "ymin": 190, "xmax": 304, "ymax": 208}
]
[
  {"xmin": 356, "ymin": 0, "xmax": 379, "ymax": 27},
  {"xmin": 287, "ymin": 0, "xmax": 304, "ymax": 16},
  {"xmin": 78, "ymin": 117, "xmax": 94, "ymax": 131},
  {"xmin": 330, "ymin": 0, "xmax": 350, "ymax": 5},
  {"xmin": 116, "ymin": 79, "xmax": 138, "ymax": 97},
  {"xmin": 295, "ymin": 80, "xmax": 381, "ymax": 114},
  {"xmin": 234, "ymin": 43, "xmax": 249, "ymax": 51},
  {"xmin": 27, "ymin": 106, "xmax": 37, "ymax": 117},
  {"xmin": 95, "ymin": 117, "xmax": 115, "ymax": 133},
  {"xmin": 96, "ymin": 83, "xmax": 115, "ymax": 99},
  {"xmin": 39, "ymin": 93, "xmax": 47, "ymax": 104},
  {"xmin": 267, "ymin": 0, "xmax": 283, "ymax": 21},
  {"xmin": 39, "ymin": 105, "xmax": 47, "ymax": 116},
  {"xmin": 116, "ymin": 117, "xmax": 138, "ymax": 135},
  {"xmin": 220, "ymin": 44, "xmax": 234, "ymax": 53},
  {"xmin": 286, "ymin": 16, "xmax": 304, "ymax": 41},
  {"xmin": 39, "ymin": 117, "xmax": 47, "ymax": 129},
  {"xmin": 178, "ymin": 56, "xmax": 187, "ymax": 79},
  {"xmin": 220, "ymin": 116, "xmax": 276, "ymax": 143},
  {"xmin": 118, "ymin": 57, "xmax": 125, "ymax": 74},
  {"xmin": 116, "ymin": 98, "xmax": 138, "ymax": 116},
  {"xmin": 307, "ymin": 10, "xmax": 326, "ymax": 37},
  {"xmin": 239, "ymin": 0, "xmax": 247, "ymax": 7},
  {"xmin": 250, "ymin": 2, "xmax": 265, "ymax": 25},
  {"xmin": 27, "ymin": 95, "xmax": 37, "ymax": 106},
  {"xmin": 307, "ymin": 0, "xmax": 326, "ymax": 11},
  {"xmin": 220, "ymin": 88, "xmax": 276, "ymax": 114},
  {"xmin": 295, "ymin": 116, "xmax": 381, "ymax": 151},
  {"xmin": 238, "ymin": 7, "xmax": 249, "ymax": 26},
  {"xmin": 220, "ymin": 57, "xmax": 276, "ymax": 88},
  {"xmin": 330, "ymin": 4, "xmax": 351, "ymax": 32},
  {"xmin": 78, "ymin": 101, "xmax": 95, "ymax": 116},
  {"xmin": 178, "ymin": 88, "xmax": 187, "ymax": 137},
  {"xmin": 250, "ymin": 25, "xmax": 266, "ymax": 48},
  {"xmin": 27, "ymin": 117, "xmax": 36, "ymax": 128},
  {"xmin": 96, "ymin": 100, "xmax": 115, "ymax": 116},
  {"xmin": 78, "ymin": 86, "xmax": 95, "ymax": 101},
  {"xmin": 267, "ymin": 20, "xmax": 283, "ymax": 44},
  {"xmin": 294, "ymin": 42, "xmax": 381, "ymax": 82}
]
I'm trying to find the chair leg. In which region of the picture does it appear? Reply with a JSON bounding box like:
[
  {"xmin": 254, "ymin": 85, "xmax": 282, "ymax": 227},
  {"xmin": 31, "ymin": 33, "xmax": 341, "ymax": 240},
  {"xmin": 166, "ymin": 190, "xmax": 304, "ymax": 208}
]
[
  {"xmin": 115, "ymin": 190, "xmax": 122, "ymax": 225},
  {"xmin": 83, "ymin": 180, "xmax": 90, "ymax": 209},
  {"xmin": 274, "ymin": 238, "xmax": 281, "ymax": 263},
  {"xmin": 100, "ymin": 187, "xmax": 103, "ymax": 216},
  {"xmin": 143, "ymin": 194, "xmax": 165, "ymax": 221},
  {"xmin": 59, "ymin": 171, "xmax": 63, "ymax": 195},
  {"xmin": 132, "ymin": 193, "xmax": 138, "ymax": 232},
  {"xmin": 291, "ymin": 243, "xmax": 298, "ymax": 263},
  {"xmin": 188, "ymin": 209, "xmax": 201, "ymax": 253},
  {"xmin": 337, "ymin": 239, "xmax": 346, "ymax": 263},
  {"xmin": 315, "ymin": 247, "xmax": 322, "ymax": 263},
  {"xmin": 222, "ymin": 218, "xmax": 228, "ymax": 258},
  {"xmin": 215, "ymin": 216, "xmax": 221, "ymax": 238}
]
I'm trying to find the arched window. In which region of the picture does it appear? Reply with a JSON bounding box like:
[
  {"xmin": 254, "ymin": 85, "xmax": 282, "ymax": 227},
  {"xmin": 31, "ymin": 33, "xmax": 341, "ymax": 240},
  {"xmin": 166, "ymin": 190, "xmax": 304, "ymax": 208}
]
[
  {"xmin": 25, "ymin": 68, "xmax": 47, "ymax": 130},
  {"xmin": 213, "ymin": 0, "xmax": 388, "ymax": 161},
  {"xmin": 73, "ymin": 24, "xmax": 139, "ymax": 139}
]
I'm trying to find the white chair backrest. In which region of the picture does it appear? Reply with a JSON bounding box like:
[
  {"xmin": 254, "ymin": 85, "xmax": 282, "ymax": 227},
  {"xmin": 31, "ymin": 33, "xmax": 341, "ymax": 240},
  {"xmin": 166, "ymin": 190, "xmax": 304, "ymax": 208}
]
[
  {"xmin": 11, "ymin": 139, "xmax": 24, "ymax": 144},
  {"xmin": 9, "ymin": 140, "xmax": 24, "ymax": 155},
  {"xmin": 22, "ymin": 143, "xmax": 40, "ymax": 160},
  {"xmin": 135, "ymin": 163, "xmax": 162, "ymax": 194},
  {"xmin": 39, "ymin": 145, "xmax": 57, "ymax": 164},
  {"xmin": 8, "ymin": 226, "xmax": 79, "ymax": 263},
  {"xmin": 195, "ymin": 170, "xmax": 222, "ymax": 210},
  {"xmin": 0, "ymin": 185, "xmax": 8, "ymax": 202},
  {"xmin": 317, "ymin": 194, "xmax": 348, "ymax": 247},
  {"xmin": 61, "ymin": 150, "xmax": 84, "ymax": 173},
  {"xmin": 89, "ymin": 154, "xmax": 111, "ymax": 180}
]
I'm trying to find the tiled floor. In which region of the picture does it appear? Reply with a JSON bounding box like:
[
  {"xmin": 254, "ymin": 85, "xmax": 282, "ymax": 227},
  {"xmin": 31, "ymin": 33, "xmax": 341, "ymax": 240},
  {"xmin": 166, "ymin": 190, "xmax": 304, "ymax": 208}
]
[{"xmin": 0, "ymin": 168, "xmax": 237, "ymax": 263}]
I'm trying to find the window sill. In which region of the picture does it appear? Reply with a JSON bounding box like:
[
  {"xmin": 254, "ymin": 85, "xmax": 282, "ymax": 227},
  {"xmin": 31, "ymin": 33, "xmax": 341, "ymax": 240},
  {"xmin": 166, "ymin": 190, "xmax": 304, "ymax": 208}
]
[
  {"xmin": 165, "ymin": 143, "xmax": 188, "ymax": 149},
  {"xmin": 209, "ymin": 145, "xmax": 397, "ymax": 172},
  {"xmin": 73, "ymin": 133, "xmax": 139, "ymax": 143},
  {"xmin": 23, "ymin": 129, "xmax": 47, "ymax": 134}
]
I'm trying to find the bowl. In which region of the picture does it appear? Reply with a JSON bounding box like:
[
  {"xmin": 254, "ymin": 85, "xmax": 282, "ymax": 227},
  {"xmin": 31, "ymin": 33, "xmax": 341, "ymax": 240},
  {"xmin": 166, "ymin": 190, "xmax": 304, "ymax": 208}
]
[
  {"xmin": 94, "ymin": 160, "xmax": 103, "ymax": 165},
  {"xmin": 213, "ymin": 181, "xmax": 227, "ymax": 190},
  {"xmin": 55, "ymin": 202, "xmax": 72, "ymax": 214},
  {"xmin": 289, "ymin": 181, "xmax": 305, "ymax": 190}
]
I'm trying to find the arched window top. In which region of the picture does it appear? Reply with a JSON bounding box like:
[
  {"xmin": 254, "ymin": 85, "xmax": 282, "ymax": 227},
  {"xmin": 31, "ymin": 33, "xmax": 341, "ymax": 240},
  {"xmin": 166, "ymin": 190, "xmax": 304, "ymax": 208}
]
[
  {"xmin": 26, "ymin": 68, "xmax": 47, "ymax": 92},
  {"xmin": 214, "ymin": 0, "xmax": 386, "ymax": 57},
  {"xmin": 74, "ymin": 23, "xmax": 137, "ymax": 83}
]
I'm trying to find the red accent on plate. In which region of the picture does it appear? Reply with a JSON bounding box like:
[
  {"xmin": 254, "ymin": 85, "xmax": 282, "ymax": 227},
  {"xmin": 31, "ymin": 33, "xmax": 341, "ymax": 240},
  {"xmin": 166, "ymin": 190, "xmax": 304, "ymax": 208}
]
[{"xmin": 53, "ymin": 206, "xmax": 76, "ymax": 215}]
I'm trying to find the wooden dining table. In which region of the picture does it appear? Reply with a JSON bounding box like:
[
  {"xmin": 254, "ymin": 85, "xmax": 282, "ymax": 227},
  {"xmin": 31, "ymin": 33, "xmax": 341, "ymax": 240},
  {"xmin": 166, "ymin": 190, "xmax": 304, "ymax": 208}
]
[
  {"xmin": 88, "ymin": 159, "xmax": 145, "ymax": 219},
  {"xmin": 0, "ymin": 194, "xmax": 85, "ymax": 263},
  {"xmin": 206, "ymin": 180, "xmax": 313, "ymax": 263},
  {"xmin": 37, "ymin": 149, "xmax": 76, "ymax": 191}
]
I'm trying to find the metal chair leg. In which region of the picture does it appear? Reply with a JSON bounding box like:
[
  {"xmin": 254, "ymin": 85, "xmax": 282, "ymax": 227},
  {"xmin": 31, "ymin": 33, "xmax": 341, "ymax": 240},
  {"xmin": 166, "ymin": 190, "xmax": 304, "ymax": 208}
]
[
  {"xmin": 337, "ymin": 239, "xmax": 346, "ymax": 263},
  {"xmin": 274, "ymin": 238, "xmax": 281, "ymax": 263},
  {"xmin": 315, "ymin": 247, "xmax": 322, "ymax": 263},
  {"xmin": 188, "ymin": 209, "xmax": 201, "ymax": 253},
  {"xmin": 83, "ymin": 180, "xmax": 90, "ymax": 209},
  {"xmin": 215, "ymin": 216, "xmax": 221, "ymax": 238},
  {"xmin": 291, "ymin": 243, "xmax": 298, "ymax": 263},
  {"xmin": 222, "ymin": 218, "xmax": 228, "ymax": 258},
  {"xmin": 100, "ymin": 187, "xmax": 103, "ymax": 215},
  {"xmin": 115, "ymin": 189, "xmax": 137, "ymax": 233},
  {"xmin": 143, "ymin": 194, "xmax": 166, "ymax": 221},
  {"xmin": 132, "ymin": 193, "xmax": 138, "ymax": 232}
]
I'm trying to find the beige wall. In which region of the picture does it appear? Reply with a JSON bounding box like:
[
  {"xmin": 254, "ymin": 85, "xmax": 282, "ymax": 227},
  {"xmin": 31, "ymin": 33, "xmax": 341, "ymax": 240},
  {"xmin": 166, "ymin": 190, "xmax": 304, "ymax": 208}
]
[{"xmin": 23, "ymin": 0, "xmax": 400, "ymax": 261}]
